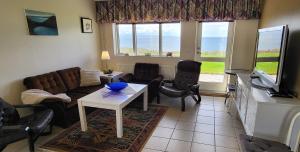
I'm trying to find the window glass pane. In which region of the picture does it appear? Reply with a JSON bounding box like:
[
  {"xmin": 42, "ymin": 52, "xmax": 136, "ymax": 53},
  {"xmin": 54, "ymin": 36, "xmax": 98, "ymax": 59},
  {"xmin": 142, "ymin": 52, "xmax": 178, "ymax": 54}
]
[
  {"xmin": 199, "ymin": 61, "xmax": 225, "ymax": 82},
  {"xmin": 118, "ymin": 24, "xmax": 134, "ymax": 56},
  {"xmin": 200, "ymin": 22, "xmax": 229, "ymax": 58},
  {"xmin": 162, "ymin": 23, "xmax": 181, "ymax": 57},
  {"xmin": 136, "ymin": 24, "xmax": 159, "ymax": 56}
]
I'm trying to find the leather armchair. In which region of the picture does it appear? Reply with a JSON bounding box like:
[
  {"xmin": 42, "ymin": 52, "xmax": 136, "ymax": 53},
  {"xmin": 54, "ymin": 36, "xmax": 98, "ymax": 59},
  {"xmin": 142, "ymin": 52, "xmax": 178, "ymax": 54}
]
[
  {"xmin": 119, "ymin": 63, "xmax": 163, "ymax": 103},
  {"xmin": 159, "ymin": 60, "xmax": 202, "ymax": 111},
  {"xmin": 0, "ymin": 98, "xmax": 54, "ymax": 152}
]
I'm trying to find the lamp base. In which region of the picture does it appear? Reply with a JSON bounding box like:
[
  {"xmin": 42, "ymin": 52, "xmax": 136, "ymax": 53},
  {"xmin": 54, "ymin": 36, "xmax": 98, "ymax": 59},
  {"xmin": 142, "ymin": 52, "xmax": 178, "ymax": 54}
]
[{"xmin": 103, "ymin": 69, "xmax": 113, "ymax": 74}]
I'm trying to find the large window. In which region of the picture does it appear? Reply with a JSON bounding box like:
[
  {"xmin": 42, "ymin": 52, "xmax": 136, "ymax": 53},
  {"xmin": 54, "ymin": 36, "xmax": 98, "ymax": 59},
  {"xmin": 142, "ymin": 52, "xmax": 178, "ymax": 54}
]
[
  {"xmin": 116, "ymin": 23, "xmax": 181, "ymax": 57},
  {"xmin": 197, "ymin": 22, "xmax": 230, "ymax": 83}
]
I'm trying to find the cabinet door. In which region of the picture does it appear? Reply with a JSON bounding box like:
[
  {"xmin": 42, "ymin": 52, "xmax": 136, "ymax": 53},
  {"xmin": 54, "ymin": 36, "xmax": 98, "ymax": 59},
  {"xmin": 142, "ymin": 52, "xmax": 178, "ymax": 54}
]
[
  {"xmin": 240, "ymin": 91, "xmax": 248, "ymax": 123},
  {"xmin": 245, "ymin": 93, "xmax": 257, "ymax": 135},
  {"xmin": 235, "ymin": 85, "xmax": 242, "ymax": 111}
]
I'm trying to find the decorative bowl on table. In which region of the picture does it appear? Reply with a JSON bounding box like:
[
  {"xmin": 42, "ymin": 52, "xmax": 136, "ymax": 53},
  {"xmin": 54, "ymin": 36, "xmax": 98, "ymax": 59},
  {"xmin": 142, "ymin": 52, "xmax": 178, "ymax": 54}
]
[{"xmin": 105, "ymin": 82, "xmax": 128, "ymax": 92}]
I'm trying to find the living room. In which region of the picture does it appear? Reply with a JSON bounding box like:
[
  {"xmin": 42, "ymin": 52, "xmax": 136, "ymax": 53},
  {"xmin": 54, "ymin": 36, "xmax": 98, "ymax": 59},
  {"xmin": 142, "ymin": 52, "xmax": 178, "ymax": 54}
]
[{"xmin": 1, "ymin": 0, "xmax": 300, "ymax": 152}]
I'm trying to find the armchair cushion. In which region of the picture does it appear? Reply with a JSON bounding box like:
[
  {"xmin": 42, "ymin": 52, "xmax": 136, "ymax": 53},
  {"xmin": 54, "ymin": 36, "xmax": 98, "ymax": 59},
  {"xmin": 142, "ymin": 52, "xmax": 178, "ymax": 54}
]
[
  {"xmin": 134, "ymin": 63, "xmax": 159, "ymax": 81},
  {"xmin": 160, "ymin": 86, "xmax": 187, "ymax": 97}
]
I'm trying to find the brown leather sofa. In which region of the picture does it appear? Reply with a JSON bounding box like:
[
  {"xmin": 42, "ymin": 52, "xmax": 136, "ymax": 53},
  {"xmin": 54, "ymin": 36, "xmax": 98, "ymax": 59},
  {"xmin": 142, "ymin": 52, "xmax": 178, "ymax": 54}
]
[{"xmin": 23, "ymin": 67, "xmax": 107, "ymax": 128}]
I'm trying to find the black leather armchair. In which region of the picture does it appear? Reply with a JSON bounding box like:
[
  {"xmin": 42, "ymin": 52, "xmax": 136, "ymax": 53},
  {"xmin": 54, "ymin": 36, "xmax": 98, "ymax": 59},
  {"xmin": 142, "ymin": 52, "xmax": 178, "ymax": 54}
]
[
  {"xmin": 119, "ymin": 63, "xmax": 163, "ymax": 103},
  {"xmin": 0, "ymin": 98, "xmax": 54, "ymax": 152},
  {"xmin": 159, "ymin": 60, "xmax": 202, "ymax": 111}
]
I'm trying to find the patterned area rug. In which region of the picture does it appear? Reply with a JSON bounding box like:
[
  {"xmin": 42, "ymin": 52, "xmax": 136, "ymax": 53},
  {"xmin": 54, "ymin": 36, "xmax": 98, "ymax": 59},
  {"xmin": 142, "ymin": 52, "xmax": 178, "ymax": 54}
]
[{"xmin": 40, "ymin": 105, "xmax": 168, "ymax": 152}]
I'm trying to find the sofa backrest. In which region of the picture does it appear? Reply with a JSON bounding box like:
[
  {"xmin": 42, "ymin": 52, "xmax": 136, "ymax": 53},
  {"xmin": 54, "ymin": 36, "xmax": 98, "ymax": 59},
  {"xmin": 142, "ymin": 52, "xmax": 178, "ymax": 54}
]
[
  {"xmin": 134, "ymin": 63, "xmax": 159, "ymax": 81},
  {"xmin": 57, "ymin": 67, "xmax": 80, "ymax": 90},
  {"xmin": 24, "ymin": 72, "xmax": 67, "ymax": 94}
]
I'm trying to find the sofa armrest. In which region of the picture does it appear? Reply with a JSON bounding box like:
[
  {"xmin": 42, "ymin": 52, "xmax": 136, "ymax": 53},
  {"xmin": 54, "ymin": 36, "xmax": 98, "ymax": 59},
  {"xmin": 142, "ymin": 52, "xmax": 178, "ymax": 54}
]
[
  {"xmin": 119, "ymin": 73, "xmax": 134, "ymax": 82},
  {"xmin": 14, "ymin": 104, "xmax": 47, "ymax": 109}
]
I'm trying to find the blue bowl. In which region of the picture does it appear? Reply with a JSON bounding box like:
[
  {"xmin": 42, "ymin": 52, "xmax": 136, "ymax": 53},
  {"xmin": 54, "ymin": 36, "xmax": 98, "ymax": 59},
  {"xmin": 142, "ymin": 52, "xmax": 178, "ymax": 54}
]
[{"xmin": 105, "ymin": 82, "xmax": 128, "ymax": 92}]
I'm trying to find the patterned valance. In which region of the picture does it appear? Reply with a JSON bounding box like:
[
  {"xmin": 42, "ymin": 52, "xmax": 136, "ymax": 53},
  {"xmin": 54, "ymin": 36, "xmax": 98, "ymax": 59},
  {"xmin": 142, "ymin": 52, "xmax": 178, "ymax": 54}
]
[{"xmin": 96, "ymin": 0, "xmax": 262, "ymax": 23}]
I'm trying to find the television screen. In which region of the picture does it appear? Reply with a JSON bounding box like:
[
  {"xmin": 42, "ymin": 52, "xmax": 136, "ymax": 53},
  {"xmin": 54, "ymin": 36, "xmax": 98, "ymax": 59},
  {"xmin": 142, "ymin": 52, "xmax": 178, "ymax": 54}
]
[{"xmin": 255, "ymin": 27, "xmax": 284, "ymax": 83}]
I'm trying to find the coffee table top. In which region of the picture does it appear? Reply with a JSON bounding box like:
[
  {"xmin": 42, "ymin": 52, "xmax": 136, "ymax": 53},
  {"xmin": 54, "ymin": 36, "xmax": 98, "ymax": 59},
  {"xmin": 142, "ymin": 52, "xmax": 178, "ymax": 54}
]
[{"xmin": 78, "ymin": 83, "xmax": 147, "ymax": 109}]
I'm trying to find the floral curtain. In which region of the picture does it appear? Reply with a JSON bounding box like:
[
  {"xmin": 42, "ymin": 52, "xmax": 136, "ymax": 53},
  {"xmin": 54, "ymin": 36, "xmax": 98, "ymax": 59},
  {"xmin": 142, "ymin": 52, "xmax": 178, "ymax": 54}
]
[{"xmin": 96, "ymin": 0, "xmax": 262, "ymax": 23}]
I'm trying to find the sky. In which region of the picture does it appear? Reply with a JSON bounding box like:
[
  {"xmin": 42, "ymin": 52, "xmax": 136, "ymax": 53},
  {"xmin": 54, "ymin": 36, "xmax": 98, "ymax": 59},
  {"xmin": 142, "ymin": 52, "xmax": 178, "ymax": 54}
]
[{"xmin": 202, "ymin": 22, "xmax": 229, "ymax": 37}]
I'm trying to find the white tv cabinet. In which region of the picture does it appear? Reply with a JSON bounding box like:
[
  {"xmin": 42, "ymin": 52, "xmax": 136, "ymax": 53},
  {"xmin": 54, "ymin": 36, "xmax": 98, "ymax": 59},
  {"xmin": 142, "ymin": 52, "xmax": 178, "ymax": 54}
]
[{"xmin": 233, "ymin": 71, "xmax": 300, "ymax": 143}]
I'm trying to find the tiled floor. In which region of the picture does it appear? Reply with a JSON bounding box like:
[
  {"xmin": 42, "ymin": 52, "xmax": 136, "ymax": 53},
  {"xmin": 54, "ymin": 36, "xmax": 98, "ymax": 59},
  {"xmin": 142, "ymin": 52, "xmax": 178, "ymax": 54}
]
[
  {"xmin": 143, "ymin": 95, "xmax": 245, "ymax": 152},
  {"xmin": 3, "ymin": 95, "xmax": 245, "ymax": 152}
]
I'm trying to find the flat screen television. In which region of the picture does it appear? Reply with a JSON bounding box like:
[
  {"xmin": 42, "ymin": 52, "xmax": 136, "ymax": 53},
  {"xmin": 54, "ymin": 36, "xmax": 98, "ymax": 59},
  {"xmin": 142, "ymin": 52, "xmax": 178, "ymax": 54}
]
[{"xmin": 253, "ymin": 25, "xmax": 289, "ymax": 94}]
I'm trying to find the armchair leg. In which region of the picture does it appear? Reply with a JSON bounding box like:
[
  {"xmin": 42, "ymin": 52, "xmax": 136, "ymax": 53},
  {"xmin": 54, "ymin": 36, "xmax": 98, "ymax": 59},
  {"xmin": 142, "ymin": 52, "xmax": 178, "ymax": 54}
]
[
  {"xmin": 196, "ymin": 92, "xmax": 201, "ymax": 104},
  {"xmin": 28, "ymin": 133, "xmax": 35, "ymax": 152},
  {"xmin": 157, "ymin": 94, "xmax": 160, "ymax": 104},
  {"xmin": 181, "ymin": 97, "xmax": 185, "ymax": 112}
]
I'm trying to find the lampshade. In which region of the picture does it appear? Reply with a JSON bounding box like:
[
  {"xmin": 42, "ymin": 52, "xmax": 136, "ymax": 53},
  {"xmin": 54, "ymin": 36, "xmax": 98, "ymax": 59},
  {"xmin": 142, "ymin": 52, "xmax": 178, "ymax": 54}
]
[{"xmin": 101, "ymin": 51, "xmax": 110, "ymax": 60}]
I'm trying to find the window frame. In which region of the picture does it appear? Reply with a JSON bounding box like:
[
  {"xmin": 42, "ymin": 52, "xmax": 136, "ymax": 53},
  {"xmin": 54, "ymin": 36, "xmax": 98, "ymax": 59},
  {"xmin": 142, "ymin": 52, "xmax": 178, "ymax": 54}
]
[{"xmin": 115, "ymin": 23, "xmax": 181, "ymax": 57}]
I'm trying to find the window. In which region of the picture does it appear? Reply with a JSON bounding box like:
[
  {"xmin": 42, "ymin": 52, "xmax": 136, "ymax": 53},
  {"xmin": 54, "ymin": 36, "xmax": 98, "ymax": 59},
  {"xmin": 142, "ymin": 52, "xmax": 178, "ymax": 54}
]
[
  {"xmin": 116, "ymin": 23, "xmax": 181, "ymax": 57},
  {"xmin": 197, "ymin": 22, "xmax": 230, "ymax": 83},
  {"xmin": 118, "ymin": 24, "xmax": 134, "ymax": 56},
  {"xmin": 162, "ymin": 23, "xmax": 181, "ymax": 56},
  {"xmin": 136, "ymin": 24, "xmax": 160, "ymax": 56}
]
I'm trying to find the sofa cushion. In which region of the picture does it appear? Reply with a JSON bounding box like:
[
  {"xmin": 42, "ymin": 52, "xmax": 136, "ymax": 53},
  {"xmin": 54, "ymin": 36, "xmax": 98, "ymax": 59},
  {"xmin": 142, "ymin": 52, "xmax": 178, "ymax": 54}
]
[
  {"xmin": 80, "ymin": 69, "xmax": 101, "ymax": 87},
  {"xmin": 70, "ymin": 85, "xmax": 103, "ymax": 94},
  {"xmin": 134, "ymin": 63, "xmax": 159, "ymax": 81},
  {"xmin": 57, "ymin": 67, "xmax": 80, "ymax": 90},
  {"xmin": 24, "ymin": 72, "xmax": 67, "ymax": 94},
  {"xmin": 65, "ymin": 92, "xmax": 86, "ymax": 109}
]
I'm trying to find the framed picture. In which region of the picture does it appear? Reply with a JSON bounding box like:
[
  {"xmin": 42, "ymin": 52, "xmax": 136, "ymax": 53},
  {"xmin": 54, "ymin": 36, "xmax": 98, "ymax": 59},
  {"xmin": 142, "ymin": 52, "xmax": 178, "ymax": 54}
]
[
  {"xmin": 81, "ymin": 18, "xmax": 93, "ymax": 33},
  {"xmin": 25, "ymin": 9, "xmax": 58, "ymax": 35}
]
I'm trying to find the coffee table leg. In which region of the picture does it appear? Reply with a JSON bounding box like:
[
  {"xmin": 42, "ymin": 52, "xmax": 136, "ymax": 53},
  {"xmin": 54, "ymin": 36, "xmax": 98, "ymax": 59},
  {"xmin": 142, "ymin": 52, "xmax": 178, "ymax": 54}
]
[
  {"xmin": 144, "ymin": 87, "xmax": 148, "ymax": 111},
  {"xmin": 116, "ymin": 109, "xmax": 123, "ymax": 138},
  {"xmin": 78, "ymin": 101, "xmax": 87, "ymax": 132}
]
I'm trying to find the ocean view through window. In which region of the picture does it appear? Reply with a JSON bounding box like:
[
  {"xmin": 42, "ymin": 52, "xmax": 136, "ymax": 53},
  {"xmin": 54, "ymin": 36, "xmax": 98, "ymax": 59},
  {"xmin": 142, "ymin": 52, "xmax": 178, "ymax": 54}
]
[
  {"xmin": 116, "ymin": 23, "xmax": 181, "ymax": 57},
  {"xmin": 198, "ymin": 22, "xmax": 229, "ymax": 83}
]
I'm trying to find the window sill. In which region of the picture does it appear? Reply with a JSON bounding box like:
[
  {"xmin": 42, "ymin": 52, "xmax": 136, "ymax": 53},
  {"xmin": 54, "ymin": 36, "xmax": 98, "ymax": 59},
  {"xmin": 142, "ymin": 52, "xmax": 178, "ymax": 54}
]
[{"xmin": 115, "ymin": 54, "xmax": 181, "ymax": 58}]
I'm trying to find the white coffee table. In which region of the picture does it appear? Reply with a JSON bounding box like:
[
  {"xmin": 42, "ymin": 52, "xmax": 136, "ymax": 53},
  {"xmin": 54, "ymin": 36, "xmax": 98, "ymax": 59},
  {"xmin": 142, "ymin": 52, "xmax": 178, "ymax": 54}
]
[{"xmin": 77, "ymin": 83, "xmax": 148, "ymax": 138}]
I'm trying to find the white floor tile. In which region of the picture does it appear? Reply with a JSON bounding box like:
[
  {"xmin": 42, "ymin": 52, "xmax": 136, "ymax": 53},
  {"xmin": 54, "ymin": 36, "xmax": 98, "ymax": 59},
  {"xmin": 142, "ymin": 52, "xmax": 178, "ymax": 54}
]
[
  {"xmin": 195, "ymin": 123, "xmax": 214, "ymax": 134},
  {"xmin": 166, "ymin": 139, "xmax": 192, "ymax": 152},
  {"xmin": 158, "ymin": 118, "xmax": 177, "ymax": 128},
  {"xmin": 142, "ymin": 148, "xmax": 162, "ymax": 152},
  {"xmin": 191, "ymin": 143, "xmax": 215, "ymax": 152},
  {"xmin": 215, "ymin": 135, "xmax": 239, "ymax": 149},
  {"xmin": 198, "ymin": 110, "xmax": 215, "ymax": 117},
  {"xmin": 215, "ymin": 126, "xmax": 236, "ymax": 137},
  {"xmin": 152, "ymin": 127, "xmax": 174, "ymax": 138},
  {"xmin": 199, "ymin": 105, "xmax": 214, "ymax": 111},
  {"xmin": 196, "ymin": 116, "xmax": 215, "ymax": 125},
  {"xmin": 216, "ymin": 146, "xmax": 240, "ymax": 152},
  {"xmin": 171, "ymin": 130, "xmax": 193, "ymax": 141},
  {"xmin": 175, "ymin": 121, "xmax": 196, "ymax": 131},
  {"xmin": 193, "ymin": 132, "xmax": 215, "ymax": 145},
  {"xmin": 145, "ymin": 137, "xmax": 169, "ymax": 151}
]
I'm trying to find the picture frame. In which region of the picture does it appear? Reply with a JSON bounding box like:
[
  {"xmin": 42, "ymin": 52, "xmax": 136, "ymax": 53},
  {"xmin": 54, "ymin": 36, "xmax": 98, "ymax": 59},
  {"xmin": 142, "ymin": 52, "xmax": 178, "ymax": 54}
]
[
  {"xmin": 25, "ymin": 9, "xmax": 58, "ymax": 36},
  {"xmin": 81, "ymin": 17, "xmax": 93, "ymax": 33}
]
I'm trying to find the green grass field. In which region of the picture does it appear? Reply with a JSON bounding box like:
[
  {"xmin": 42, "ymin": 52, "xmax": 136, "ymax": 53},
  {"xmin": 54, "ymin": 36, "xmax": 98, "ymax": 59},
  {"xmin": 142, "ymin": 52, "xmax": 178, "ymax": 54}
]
[{"xmin": 119, "ymin": 48, "xmax": 278, "ymax": 75}]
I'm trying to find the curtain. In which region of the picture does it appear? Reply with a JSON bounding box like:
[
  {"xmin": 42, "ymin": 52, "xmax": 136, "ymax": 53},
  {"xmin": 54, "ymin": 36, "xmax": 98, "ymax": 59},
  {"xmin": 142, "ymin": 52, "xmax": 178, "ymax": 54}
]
[{"xmin": 96, "ymin": 0, "xmax": 262, "ymax": 23}]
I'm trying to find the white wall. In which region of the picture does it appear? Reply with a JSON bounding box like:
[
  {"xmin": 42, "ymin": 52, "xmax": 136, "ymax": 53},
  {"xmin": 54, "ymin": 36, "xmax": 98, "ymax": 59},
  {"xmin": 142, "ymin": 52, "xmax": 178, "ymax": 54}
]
[
  {"xmin": 230, "ymin": 20, "xmax": 259, "ymax": 70},
  {"xmin": 0, "ymin": 0, "xmax": 101, "ymax": 104}
]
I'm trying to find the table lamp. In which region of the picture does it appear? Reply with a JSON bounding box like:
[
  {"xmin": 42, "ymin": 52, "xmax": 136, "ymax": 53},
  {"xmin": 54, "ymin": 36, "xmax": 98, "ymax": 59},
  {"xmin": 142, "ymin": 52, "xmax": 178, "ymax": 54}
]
[{"xmin": 101, "ymin": 51, "xmax": 112, "ymax": 74}]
